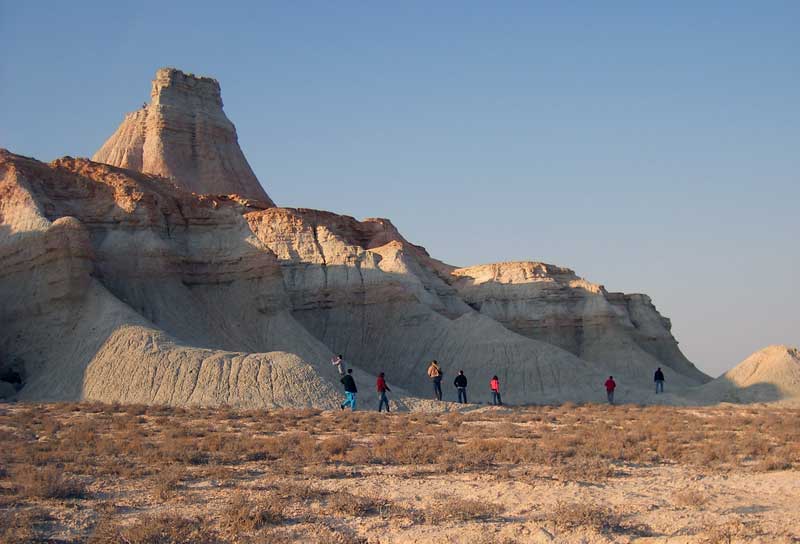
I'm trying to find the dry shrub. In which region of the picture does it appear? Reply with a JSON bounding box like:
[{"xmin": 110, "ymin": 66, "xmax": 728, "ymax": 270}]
[
  {"xmin": 754, "ymin": 456, "xmax": 792, "ymax": 472},
  {"xmin": 221, "ymin": 493, "xmax": 285, "ymax": 535},
  {"xmin": 552, "ymin": 458, "xmax": 617, "ymax": 483},
  {"xmin": 16, "ymin": 466, "xmax": 87, "ymax": 499},
  {"xmin": 320, "ymin": 434, "xmax": 352, "ymax": 457},
  {"xmin": 548, "ymin": 501, "xmax": 622, "ymax": 533},
  {"xmin": 345, "ymin": 445, "xmax": 372, "ymax": 465},
  {"xmin": 701, "ymin": 520, "xmax": 761, "ymax": 544},
  {"xmin": 326, "ymin": 491, "xmax": 388, "ymax": 517},
  {"xmin": 425, "ymin": 498, "xmax": 502, "ymax": 523},
  {"xmin": 89, "ymin": 513, "xmax": 218, "ymax": 544},
  {"xmin": 0, "ymin": 508, "xmax": 50, "ymax": 544},
  {"xmin": 673, "ymin": 489, "xmax": 709, "ymax": 508},
  {"xmin": 258, "ymin": 524, "xmax": 369, "ymax": 544},
  {"xmin": 153, "ymin": 465, "xmax": 185, "ymax": 500},
  {"xmin": 275, "ymin": 481, "xmax": 330, "ymax": 503}
]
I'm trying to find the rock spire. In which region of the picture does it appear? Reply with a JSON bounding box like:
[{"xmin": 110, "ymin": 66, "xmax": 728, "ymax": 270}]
[{"xmin": 93, "ymin": 67, "xmax": 273, "ymax": 203}]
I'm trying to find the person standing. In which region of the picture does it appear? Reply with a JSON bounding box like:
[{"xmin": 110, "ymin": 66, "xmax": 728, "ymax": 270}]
[
  {"xmin": 454, "ymin": 370, "xmax": 468, "ymax": 404},
  {"xmin": 654, "ymin": 367, "xmax": 665, "ymax": 394},
  {"xmin": 340, "ymin": 368, "xmax": 358, "ymax": 411},
  {"xmin": 331, "ymin": 354, "xmax": 346, "ymax": 375},
  {"xmin": 605, "ymin": 376, "xmax": 617, "ymax": 404},
  {"xmin": 427, "ymin": 360, "xmax": 443, "ymax": 401},
  {"xmin": 490, "ymin": 375, "xmax": 502, "ymax": 406},
  {"xmin": 377, "ymin": 372, "xmax": 391, "ymax": 412}
]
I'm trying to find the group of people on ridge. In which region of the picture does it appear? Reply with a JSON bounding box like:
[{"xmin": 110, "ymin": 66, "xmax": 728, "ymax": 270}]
[
  {"xmin": 333, "ymin": 354, "xmax": 668, "ymax": 411},
  {"xmin": 426, "ymin": 360, "xmax": 502, "ymax": 406}
]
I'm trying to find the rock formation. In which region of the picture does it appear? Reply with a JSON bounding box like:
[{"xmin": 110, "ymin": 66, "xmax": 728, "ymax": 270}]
[
  {"xmin": 0, "ymin": 67, "xmax": 740, "ymax": 409},
  {"xmin": 451, "ymin": 262, "xmax": 708, "ymax": 386},
  {"xmin": 93, "ymin": 68, "xmax": 273, "ymax": 203},
  {"xmin": 697, "ymin": 345, "xmax": 800, "ymax": 405}
]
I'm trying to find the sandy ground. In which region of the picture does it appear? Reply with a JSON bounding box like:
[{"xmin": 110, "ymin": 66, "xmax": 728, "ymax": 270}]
[{"xmin": 1, "ymin": 402, "xmax": 798, "ymax": 543}]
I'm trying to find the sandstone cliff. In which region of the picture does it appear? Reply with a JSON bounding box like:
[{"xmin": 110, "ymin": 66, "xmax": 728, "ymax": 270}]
[
  {"xmin": 0, "ymin": 68, "xmax": 725, "ymax": 409},
  {"xmin": 451, "ymin": 262, "xmax": 708, "ymax": 386},
  {"xmin": 0, "ymin": 148, "xmax": 711, "ymax": 407},
  {"xmin": 93, "ymin": 68, "xmax": 273, "ymax": 203}
]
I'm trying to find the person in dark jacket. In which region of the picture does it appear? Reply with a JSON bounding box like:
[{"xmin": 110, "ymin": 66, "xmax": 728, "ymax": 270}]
[
  {"xmin": 376, "ymin": 372, "xmax": 391, "ymax": 412},
  {"xmin": 605, "ymin": 376, "xmax": 616, "ymax": 404},
  {"xmin": 340, "ymin": 368, "xmax": 358, "ymax": 411},
  {"xmin": 654, "ymin": 367, "xmax": 665, "ymax": 394},
  {"xmin": 454, "ymin": 370, "xmax": 468, "ymax": 403}
]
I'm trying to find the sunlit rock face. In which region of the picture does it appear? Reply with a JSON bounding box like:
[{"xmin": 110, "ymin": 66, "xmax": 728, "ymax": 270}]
[
  {"xmin": 450, "ymin": 262, "xmax": 709, "ymax": 385},
  {"xmin": 93, "ymin": 68, "xmax": 273, "ymax": 204},
  {"xmin": 0, "ymin": 67, "xmax": 723, "ymax": 409}
]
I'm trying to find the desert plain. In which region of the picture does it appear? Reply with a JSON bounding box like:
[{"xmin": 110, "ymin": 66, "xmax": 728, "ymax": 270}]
[{"xmin": 1, "ymin": 401, "xmax": 799, "ymax": 543}]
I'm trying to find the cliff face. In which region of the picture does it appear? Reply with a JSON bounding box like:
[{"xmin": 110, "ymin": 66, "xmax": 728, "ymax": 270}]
[
  {"xmin": 0, "ymin": 148, "xmax": 709, "ymax": 406},
  {"xmin": 0, "ymin": 67, "xmax": 720, "ymax": 408},
  {"xmin": 93, "ymin": 68, "xmax": 273, "ymax": 203},
  {"xmin": 451, "ymin": 262, "xmax": 709, "ymax": 385}
]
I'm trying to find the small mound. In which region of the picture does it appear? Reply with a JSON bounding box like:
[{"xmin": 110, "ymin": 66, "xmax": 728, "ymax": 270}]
[{"xmin": 701, "ymin": 345, "xmax": 800, "ymax": 404}]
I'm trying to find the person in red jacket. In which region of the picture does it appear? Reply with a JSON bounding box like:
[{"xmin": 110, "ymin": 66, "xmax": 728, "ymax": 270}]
[
  {"xmin": 376, "ymin": 372, "xmax": 391, "ymax": 412},
  {"xmin": 605, "ymin": 376, "xmax": 617, "ymax": 405},
  {"xmin": 490, "ymin": 375, "xmax": 502, "ymax": 406}
]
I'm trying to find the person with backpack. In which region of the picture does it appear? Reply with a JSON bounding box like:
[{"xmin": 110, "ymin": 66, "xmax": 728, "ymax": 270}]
[
  {"xmin": 376, "ymin": 372, "xmax": 391, "ymax": 412},
  {"xmin": 490, "ymin": 375, "xmax": 502, "ymax": 406},
  {"xmin": 427, "ymin": 360, "xmax": 443, "ymax": 401},
  {"xmin": 454, "ymin": 370, "xmax": 468, "ymax": 403},
  {"xmin": 340, "ymin": 368, "xmax": 358, "ymax": 411},
  {"xmin": 605, "ymin": 376, "xmax": 617, "ymax": 404},
  {"xmin": 654, "ymin": 367, "xmax": 665, "ymax": 394}
]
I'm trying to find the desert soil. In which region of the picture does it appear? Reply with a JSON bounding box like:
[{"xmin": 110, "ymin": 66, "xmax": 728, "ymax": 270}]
[{"xmin": 1, "ymin": 402, "xmax": 798, "ymax": 543}]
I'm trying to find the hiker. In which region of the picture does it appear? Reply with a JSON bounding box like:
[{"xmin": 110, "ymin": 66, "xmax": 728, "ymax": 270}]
[
  {"xmin": 605, "ymin": 376, "xmax": 616, "ymax": 404},
  {"xmin": 427, "ymin": 360, "xmax": 443, "ymax": 401},
  {"xmin": 340, "ymin": 368, "xmax": 358, "ymax": 411},
  {"xmin": 331, "ymin": 354, "xmax": 346, "ymax": 375},
  {"xmin": 490, "ymin": 375, "xmax": 502, "ymax": 406},
  {"xmin": 454, "ymin": 370, "xmax": 468, "ymax": 404},
  {"xmin": 654, "ymin": 367, "xmax": 665, "ymax": 394},
  {"xmin": 377, "ymin": 372, "xmax": 391, "ymax": 412}
]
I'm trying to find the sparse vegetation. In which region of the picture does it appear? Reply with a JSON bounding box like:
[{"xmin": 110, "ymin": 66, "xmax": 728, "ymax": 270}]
[{"xmin": 0, "ymin": 402, "xmax": 797, "ymax": 542}]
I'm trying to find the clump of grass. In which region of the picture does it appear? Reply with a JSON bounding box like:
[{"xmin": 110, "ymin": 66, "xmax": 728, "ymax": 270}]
[
  {"xmin": 326, "ymin": 491, "xmax": 388, "ymax": 517},
  {"xmin": 221, "ymin": 493, "xmax": 285, "ymax": 536},
  {"xmin": 673, "ymin": 489, "xmax": 710, "ymax": 508},
  {"xmin": 16, "ymin": 466, "xmax": 87, "ymax": 500},
  {"xmin": 89, "ymin": 514, "xmax": 218, "ymax": 544},
  {"xmin": 0, "ymin": 508, "xmax": 50, "ymax": 544},
  {"xmin": 754, "ymin": 456, "xmax": 792, "ymax": 472},
  {"xmin": 153, "ymin": 465, "xmax": 184, "ymax": 500},
  {"xmin": 548, "ymin": 501, "xmax": 623, "ymax": 533},
  {"xmin": 425, "ymin": 498, "xmax": 503, "ymax": 523},
  {"xmin": 320, "ymin": 434, "xmax": 352, "ymax": 457}
]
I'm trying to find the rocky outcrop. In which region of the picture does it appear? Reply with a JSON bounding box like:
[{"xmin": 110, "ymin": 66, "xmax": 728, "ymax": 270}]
[
  {"xmin": 450, "ymin": 262, "xmax": 708, "ymax": 385},
  {"xmin": 0, "ymin": 67, "xmax": 729, "ymax": 408},
  {"xmin": 93, "ymin": 68, "xmax": 273, "ymax": 203},
  {"xmin": 1, "ymin": 147, "xmax": 713, "ymax": 406}
]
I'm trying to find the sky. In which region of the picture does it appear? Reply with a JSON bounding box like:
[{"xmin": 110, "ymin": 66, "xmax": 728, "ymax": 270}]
[{"xmin": 1, "ymin": 1, "xmax": 798, "ymax": 377}]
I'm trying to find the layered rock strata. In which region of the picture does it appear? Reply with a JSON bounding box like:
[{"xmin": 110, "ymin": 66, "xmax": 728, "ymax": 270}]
[
  {"xmin": 93, "ymin": 68, "xmax": 273, "ymax": 203},
  {"xmin": 0, "ymin": 67, "xmax": 722, "ymax": 408}
]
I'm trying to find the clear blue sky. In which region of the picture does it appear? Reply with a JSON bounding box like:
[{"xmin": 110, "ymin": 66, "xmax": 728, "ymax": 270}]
[{"xmin": 2, "ymin": 1, "xmax": 798, "ymax": 376}]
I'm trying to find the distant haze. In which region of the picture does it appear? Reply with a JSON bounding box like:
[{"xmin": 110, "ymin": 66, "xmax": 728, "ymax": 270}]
[{"xmin": 1, "ymin": 2, "xmax": 797, "ymax": 377}]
